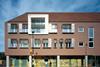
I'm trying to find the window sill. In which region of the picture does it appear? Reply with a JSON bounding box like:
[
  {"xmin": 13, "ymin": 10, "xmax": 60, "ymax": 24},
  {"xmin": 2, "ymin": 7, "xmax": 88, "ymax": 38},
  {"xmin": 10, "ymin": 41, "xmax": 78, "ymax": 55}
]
[
  {"xmin": 43, "ymin": 47, "xmax": 51, "ymax": 49},
  {"xmin": 62, "ymin": 32, "xmax": 74, "ymax": 34},
  {"xmin": 8, "ymin": 47, "xmax": 17, "ymax": 49},
  {"xmin": 19, "ymin": 47, "xmax": 28, "ymax": 49},
  {"xmin": 19, "ymin": 32, "xmax": 28, "ymax": 34},
  {"xmin": 32, "ymin": 47, "xmax": 40, "ymax": 49},
  {"xmin": 8, "ymin": 32, "xmax": 17, "ymax": 34}
]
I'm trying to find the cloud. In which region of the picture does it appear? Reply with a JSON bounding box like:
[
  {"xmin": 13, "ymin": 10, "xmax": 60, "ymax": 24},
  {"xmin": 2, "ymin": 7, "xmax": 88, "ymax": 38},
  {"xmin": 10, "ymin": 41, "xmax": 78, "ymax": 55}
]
[{"xmin": 0, "ymin": 0, "xmax": 100, "ymax": 52}]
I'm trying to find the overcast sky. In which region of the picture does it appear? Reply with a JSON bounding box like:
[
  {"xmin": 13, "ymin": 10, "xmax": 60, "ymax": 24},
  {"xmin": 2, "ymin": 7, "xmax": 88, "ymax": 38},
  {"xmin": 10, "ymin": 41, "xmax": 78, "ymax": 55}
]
[{"xmin": 0, "ymin": 0, "xmax": 100, "ymax": 52}]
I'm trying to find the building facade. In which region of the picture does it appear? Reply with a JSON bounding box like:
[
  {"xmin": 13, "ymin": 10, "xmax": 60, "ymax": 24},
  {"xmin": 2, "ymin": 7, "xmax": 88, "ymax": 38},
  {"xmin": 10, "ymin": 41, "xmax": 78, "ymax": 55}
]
[{"xmin": 5, "ymin": 12, "xmax": 100, "ymax": 67}]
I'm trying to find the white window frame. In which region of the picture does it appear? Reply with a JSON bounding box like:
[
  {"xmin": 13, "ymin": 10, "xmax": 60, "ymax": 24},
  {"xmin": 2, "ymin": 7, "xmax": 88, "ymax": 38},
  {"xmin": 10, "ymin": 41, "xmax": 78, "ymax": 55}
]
[
  {"xmin": 8, "ymin": 39, "xmax": 17, "ymax": 48},
  {"xmin": 78, "ymin": 42, "xmax": 84, "ymax": 47},
  {"xmin": 78, "ymin": 26, "xmax": 84, "ymax": 32},
  {"xmin": 34, "ymin": 39, "xmax": 41, "ymax": 48},
  {"xmin": 28, "ymin": 14, "xmax": 49, "ymax": 34},
  {"xmin": 19, "ymin": 39, "xmax": 29, "ymax": 48},
  {"xmin": 62, "ymin": 23, "xmax": 75, "ymax": 33},
  {"xmin": 88, "ymin": 27, "xmax": 94, "ymax": 48},
  {"xmin": 49, "ymin": 23, "xmax": 57, "ymax": 33}
]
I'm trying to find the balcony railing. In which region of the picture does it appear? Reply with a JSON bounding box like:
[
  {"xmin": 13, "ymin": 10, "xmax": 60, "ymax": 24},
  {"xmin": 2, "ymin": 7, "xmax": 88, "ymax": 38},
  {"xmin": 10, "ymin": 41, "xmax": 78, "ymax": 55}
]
[
  {"xmin": 19, "ymin": 29, "xmax": 28, "ymax": 33},
  {"xmin": 49, "ymin": 29, "xmax": 57, "ymax": 33},
  {"xmin": 8, "ymin": 29, "xmax": 17, "ymax": 33},
  {"xmin": 19, "ymin": 44, "xmax": 29, "ymax": 48},
  {"xmin": 8, "ymin": 44, "xmax": 17, "ymax": 48},
  {"xmin": 62, "ymin": 29, "xmax": 72, "ymax": 33},
  {"xmin": 32, "ymin": 44, "xmax": 41, "ymax": 48},
  {"xmin": 32, "ymin": 29, "xmax": 47, "ymax": 34}
]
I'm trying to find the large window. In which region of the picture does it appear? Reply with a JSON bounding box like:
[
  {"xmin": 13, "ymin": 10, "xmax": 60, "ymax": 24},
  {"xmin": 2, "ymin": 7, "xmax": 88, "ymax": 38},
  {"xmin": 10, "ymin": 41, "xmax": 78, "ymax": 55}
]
[
  {"xmin": 31, "ymin": 18, "xmax": 45, "ymax": 34},
  {"xmin": 34, "ymin": 39, "xmax": 41, "ymax": 48},
  {"xmin": 8, "ymin": 39, "xmax": 17, "ymax": 48},
  {"xmin": 62, "ymin": 24, "xmax": 75, "ymax": 33},
  {"xmin": 19, "ymin": 39, "xmax": 29, "ymax": 48},
  {"xmin": 28, "ymin": 14, "xmax": 48, "ymax": 34},
  {"xmin": 88, "ymin": 27, "xmax": 94, "ymax": 48}
]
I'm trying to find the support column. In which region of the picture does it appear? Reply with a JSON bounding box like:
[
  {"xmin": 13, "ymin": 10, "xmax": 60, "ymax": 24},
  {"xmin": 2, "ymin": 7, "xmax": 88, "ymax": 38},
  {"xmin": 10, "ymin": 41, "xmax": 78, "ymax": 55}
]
[
  {"xmin": 29, "ymin": 56, "xmax": 32, "ymax": 67},
  {"xmin": 85, "ymin": 56, "xmax": 88, "ymax": 67},
  {"xmin": 6, "ymin": 56, "xmax": 9, "ymax": 67},
  {"xmin": 57, "ymin": 55, "xmax": 60, "ymax": 67}
]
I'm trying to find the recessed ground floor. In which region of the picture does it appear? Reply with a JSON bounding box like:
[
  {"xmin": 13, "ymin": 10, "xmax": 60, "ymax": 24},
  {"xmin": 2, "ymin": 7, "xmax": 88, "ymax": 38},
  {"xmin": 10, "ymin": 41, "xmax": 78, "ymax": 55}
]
[{"xmin": 6, "ymin": 55, "xmax": 100, "ymax": 67}]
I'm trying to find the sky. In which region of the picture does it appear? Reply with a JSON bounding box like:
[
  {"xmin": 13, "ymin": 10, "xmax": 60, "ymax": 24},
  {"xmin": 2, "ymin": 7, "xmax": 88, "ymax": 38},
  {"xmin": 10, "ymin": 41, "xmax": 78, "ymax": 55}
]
[{"xmin": 0, "ymin": 0, "xmax": 100, "ymax": 52}]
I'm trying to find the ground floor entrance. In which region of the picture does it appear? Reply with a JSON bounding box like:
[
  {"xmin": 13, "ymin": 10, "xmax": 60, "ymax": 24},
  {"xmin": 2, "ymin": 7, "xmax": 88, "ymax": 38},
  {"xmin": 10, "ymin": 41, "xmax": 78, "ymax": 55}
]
[{"xmin": 6, "ymin": 56, "xmax": 100, "ymax": 67}]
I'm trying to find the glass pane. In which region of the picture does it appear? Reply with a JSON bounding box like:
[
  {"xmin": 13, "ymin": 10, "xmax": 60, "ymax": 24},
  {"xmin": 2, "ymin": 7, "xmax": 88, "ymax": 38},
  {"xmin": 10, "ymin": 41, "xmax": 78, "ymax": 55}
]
[
  {"xmin": 32, "ymin": 24, "xmax": 45, "ymax": 29},
  {"xmin": 89, "ymin": 38, "xmax": 93, "ymax": 41},
  {"xmin": 20, "ymin": 40, "xmax": 28, "ymax": 47},
  {"xmin": 22, "ymin": 24, "xmax": 28, "ymax": 29},
  {"xmin": 89, "ymin": 42, "xmax": 93, "ymax": 47},
  {"xmin": 79, "ymin": 27, "xmax": 84, "ymax": 32},
  {"xmin": 88, "ymin": 28, "xmax": 94, "ymax": 38},
  {"xmin": 11, "ymin": 24, "xmax": 17, "ymax": 29},
  {"xmin": 79, "ymin": 42, "xmax": 83, "ymax": 46},
  {"xmin": 51, "ymin": 24, "xmax": 57, "ymax": 29},
  {"xmin": 62, "ymin": 24, "xmax": 71, "ymax": 29},
  {"xmin": 31, "ymin": 18, "xmax": 45, "ymax": 23},
  {"xmin": 35, "ymin": 39, "xmax": 40, "ymax": 47}
]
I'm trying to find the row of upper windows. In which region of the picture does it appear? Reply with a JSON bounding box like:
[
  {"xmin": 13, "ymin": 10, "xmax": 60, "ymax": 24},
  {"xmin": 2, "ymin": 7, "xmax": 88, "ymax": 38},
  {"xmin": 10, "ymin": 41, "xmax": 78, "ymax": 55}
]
[
  {"xmin": 8, "ymin": 37, "xmax": 94, "ymax": 49},
  {"xmin": 7, "ymin": 23, "xmax": 85, "ymax": 34},
  {"xmin": 8, "ymin": 38, "xmax": 75, "ymax": 49}
]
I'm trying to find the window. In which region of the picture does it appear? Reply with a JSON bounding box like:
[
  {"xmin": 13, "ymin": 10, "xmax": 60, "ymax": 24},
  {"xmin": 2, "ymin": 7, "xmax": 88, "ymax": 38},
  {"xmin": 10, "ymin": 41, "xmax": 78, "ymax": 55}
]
[
  {"xmin": 22, "ymin": 24, "xmax": 28, "ymax": 33},
  {"xmin": 79, "ymin": 42, "xmax": 84, "ymax": 47},
  {"xmin": 49, "ymin": 24, "xmax": 57, "ymax": 33},
  {"xmin": 8, "ymin": 39, "xmax": 17, "ymax": 48},
  {"xmin": 78, "ymin": 26, "xmax": 84, "ymax": 32},
  {"xmin": 88, "ymin": 27, "xmax": 94, "ymax": 48},
  {"xmin": 28, "ymin": 14, "xmax": 48, "ymax": 34},
  {"xmin": 19, "ymin": 39, "xmax": 29, "ymax": 48},
  {"xmin": 8, "ymin": 24, "xmax": 17, "ymax": 33},
  {"xmin": 65, "ymin": 39, "xmax": 74, "ymax": 48},
  {"xmin": 43, "ymin": 39, "xmax": 48, "ymax": 48},
  {"xmin": 59, "ymin": 39, "xmax": 63, "ymax": 48},
  {"xmin": 31, "ymin": 18, "xmax": 45, "ymax": 34},
  {"xmin": 62, "ymin": 24, "xmax": 75, "ymax": 33},
  {"xmin": 53, "ymin": 39, "xmax": 57, "ymax": 48},
  {"xmin": 34, "ymin": 39, "xmax": 41, "ymax": 48}
]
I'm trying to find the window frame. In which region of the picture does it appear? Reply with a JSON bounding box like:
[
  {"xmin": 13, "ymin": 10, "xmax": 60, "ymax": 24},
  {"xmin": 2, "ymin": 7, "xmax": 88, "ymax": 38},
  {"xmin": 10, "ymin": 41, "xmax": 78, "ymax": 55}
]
[
  {"xmin": 19, "ymin": 39, "xmax": 29, "ymax": 48},
  {"xmin": 34, "ymin": 39, "xmax": 41, "ymax": 48},
  {"xmin": 78, "ymin": 42, "xmax": 84, "ymax": 47},
  {"xmin": 43, "ymin": 39, "xmax": 49, "ymax": 48},
  {"xmin": 88, "ymin": 27, "xmax": 94, "ymax": 48},
  {"xmin": 78, "ymin": 26, "xmax": 84, "ymax": 32},
  {"xmin": 8, "ymin": 39, "xmax": 17, "ymax": 48}
]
